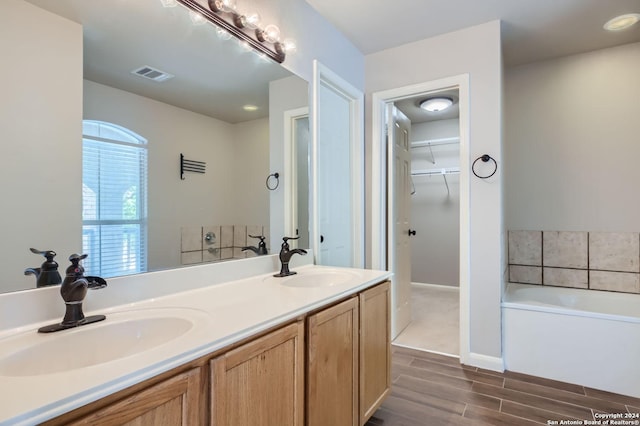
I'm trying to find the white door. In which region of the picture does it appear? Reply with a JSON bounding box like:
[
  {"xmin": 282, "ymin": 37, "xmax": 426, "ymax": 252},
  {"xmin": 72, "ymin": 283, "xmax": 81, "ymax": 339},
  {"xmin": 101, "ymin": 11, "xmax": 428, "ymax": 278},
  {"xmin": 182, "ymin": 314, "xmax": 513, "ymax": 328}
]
[
  {"xmin": 317, "ymin": 82, "xmax": 351, "ymax": 266},
  {"xmin": 311, "ymin": 61, "xmax": 364, "ymax": 268},
  {"xmin": 388, "ymin": 104, "xmax": 413, "ymax": 338}
]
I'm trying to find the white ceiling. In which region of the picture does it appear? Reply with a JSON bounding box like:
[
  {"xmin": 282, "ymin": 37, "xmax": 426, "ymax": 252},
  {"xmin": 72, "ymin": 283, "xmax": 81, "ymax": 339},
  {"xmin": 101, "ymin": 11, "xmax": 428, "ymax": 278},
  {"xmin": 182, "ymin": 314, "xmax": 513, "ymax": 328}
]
[
  {"xmin": 24, "ymin": 0, "xmax": 640, "ymax": 124},
  {"xmin": 395, "ymin": 89, "xmax": 459, "ymax": 124},
  {"xmin": 304, "ymin": 0, "xmax": 640, "ymax": 66}
]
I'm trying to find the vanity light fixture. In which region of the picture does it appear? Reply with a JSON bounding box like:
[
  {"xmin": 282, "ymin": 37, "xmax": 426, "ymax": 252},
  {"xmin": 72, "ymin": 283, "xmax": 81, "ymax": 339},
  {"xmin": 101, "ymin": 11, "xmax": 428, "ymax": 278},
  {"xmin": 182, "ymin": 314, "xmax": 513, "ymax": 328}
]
[
  {"xmin": 174, "ymin": 0, "xmax": 292, "ymax": 63},
  {"xmin": 603, "ymin": 13, "xmax": 640, "ymax": 31},
  {"xmin": 419, "ymin": 97, "xmax": 454, "ymax": 112}
]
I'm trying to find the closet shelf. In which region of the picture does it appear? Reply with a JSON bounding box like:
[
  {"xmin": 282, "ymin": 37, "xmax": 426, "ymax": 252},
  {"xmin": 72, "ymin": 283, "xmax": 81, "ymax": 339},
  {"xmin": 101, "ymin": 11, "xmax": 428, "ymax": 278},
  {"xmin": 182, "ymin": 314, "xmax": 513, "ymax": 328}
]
[
  {"xmin": 411, "ymin": 137, "xmax": 459, "ymax": 164},
  {"xmin": 411, "ymin": 137, "xmax": 459, "ymax": 149},
  {"xmin": 411, "ymin": 167, "xmax": 459, "ymax": 196},
  {"xmin": 411, "ymin": 167, "xmax": 460, "ymax": 177}
]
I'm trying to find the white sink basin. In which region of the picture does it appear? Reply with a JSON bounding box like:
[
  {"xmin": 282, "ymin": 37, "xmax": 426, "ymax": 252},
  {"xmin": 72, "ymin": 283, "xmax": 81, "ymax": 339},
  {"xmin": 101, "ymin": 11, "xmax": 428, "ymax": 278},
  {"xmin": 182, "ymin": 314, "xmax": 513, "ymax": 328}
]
[
  {"xmin": 0, "ymin": 308, "xmax": 210, "ymax": 377},
  {"xmin": 267, "ymin": 269, "xmax": 358, "ymax": 288}
]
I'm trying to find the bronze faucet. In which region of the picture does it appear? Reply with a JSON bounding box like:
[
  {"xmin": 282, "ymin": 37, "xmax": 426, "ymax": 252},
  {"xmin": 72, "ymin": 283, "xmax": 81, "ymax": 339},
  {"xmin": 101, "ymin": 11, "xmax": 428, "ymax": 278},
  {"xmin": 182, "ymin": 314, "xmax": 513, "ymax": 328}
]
[
  {"xmin": 274, "ymin": 237, "xmax": 307, "ymax": 277},
  {"xmin": 24, "ymin": 248, "xmax": 62, "ymax": 287},
  {"xmin": 38, "ymin": 253, "xmax": 107, "ymax": 333}
]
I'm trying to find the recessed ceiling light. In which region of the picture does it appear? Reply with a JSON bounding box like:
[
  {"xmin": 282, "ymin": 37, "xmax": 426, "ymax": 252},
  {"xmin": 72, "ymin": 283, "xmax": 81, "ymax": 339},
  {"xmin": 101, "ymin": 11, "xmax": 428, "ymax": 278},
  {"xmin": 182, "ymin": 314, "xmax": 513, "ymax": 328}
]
[
  {"xmin": 243, "ymin": 105, "xmax": 259, "ymax": 112},
  {"xmin": 419, "ymin": 97, "xmax": 453, "ymax": 112},
  {"xmin": 604, "ymin": 13, "xmax": 640, "ymax": 31}
]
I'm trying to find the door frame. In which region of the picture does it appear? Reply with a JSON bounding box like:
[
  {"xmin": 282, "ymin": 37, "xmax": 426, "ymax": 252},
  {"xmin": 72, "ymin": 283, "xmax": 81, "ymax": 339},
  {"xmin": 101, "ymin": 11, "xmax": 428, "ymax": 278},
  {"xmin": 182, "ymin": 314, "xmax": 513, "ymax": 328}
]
[
  {"xmin": 283, "ymin": 106, "xmax": 309, "ymax": 243},
  {"xmin": 311, "ymin": 60, "xmax": 365, "ymax": 267},
  {"xmin": 371, "ymin": 74, "xmax": 471, "ymax": 364}
]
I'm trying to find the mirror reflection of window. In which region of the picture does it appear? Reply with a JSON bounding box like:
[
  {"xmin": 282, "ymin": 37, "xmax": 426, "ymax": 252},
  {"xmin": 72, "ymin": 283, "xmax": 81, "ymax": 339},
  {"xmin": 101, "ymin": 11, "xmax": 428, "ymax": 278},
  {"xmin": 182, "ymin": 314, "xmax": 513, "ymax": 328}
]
[{"xmin": 82, "ymin": 120, "xmax": 148, "ymax": 277}]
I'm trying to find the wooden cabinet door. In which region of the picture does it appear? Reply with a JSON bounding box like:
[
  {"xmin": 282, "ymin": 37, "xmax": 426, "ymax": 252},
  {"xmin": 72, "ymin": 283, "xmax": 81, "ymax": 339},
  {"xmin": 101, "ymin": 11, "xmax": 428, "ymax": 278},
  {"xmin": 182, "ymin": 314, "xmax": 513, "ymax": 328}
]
[
  {"xmin": 210, "ymin": 321, "xmax": 305, "ymax": 426},
  {"xmin": 67, "ymin": 367, "xmax": 203, "ymax": 426},
  {"xmin": 359, "ymin": 281, "xmax": 391, "ymax": 425},
  {"xmin": 307, "ymin": 297, "xmax": 359, "ymax": 426}
]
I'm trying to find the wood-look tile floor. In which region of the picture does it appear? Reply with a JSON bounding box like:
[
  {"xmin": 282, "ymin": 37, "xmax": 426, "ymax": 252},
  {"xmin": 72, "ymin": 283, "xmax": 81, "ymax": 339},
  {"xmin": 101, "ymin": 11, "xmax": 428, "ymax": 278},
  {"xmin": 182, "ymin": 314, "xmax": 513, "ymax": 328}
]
[{"xmin": 365, "ymin": 345, "xmax": 640, "ymax": 426}]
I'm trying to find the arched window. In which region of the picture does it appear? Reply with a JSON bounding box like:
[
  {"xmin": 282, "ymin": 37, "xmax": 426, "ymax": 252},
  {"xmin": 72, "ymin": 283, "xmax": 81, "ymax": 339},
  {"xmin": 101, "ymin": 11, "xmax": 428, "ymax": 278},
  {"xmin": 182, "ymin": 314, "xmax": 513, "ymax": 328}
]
[{"xmin": 82, "ymin": 120, "xmax": 147, "ymax": 277}]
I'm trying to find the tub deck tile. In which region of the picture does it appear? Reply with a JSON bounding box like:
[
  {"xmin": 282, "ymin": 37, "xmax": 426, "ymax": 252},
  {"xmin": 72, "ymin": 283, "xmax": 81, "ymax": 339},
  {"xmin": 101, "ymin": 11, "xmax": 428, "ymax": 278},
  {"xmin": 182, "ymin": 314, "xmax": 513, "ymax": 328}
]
[{"xmin": 366, "ymin": 346, "xmax": 639, "ymax": 426}]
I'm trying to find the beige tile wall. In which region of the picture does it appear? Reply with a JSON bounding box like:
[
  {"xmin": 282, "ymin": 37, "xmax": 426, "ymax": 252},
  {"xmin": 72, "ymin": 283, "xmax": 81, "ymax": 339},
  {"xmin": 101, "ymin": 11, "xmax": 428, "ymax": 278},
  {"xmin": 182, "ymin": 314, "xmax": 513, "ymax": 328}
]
[
  {"xmin": 180, "ymin": 225, "xmax": 269, "ymax": 265},
  {"xmin": 508, "ymin": 230, "xmax": 640, "ymax": 294}
]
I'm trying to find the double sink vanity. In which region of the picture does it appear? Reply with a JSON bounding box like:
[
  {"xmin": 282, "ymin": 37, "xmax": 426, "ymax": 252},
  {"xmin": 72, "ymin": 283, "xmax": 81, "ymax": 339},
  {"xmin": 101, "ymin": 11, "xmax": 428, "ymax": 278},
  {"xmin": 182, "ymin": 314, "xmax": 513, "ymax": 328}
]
[{"xmin": 0, "ymin": 254, "xmax": 392, "ymax": 425}]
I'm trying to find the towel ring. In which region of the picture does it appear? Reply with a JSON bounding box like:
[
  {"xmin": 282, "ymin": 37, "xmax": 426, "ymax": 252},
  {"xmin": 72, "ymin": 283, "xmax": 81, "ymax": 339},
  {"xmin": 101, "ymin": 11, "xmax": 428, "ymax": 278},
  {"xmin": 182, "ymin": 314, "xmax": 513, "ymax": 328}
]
[
  {"xmin": 266, "ymin": 172, "xmax": 280, "ymax": 190},
  {"xmin": 472, "ymin": 154, "xmax": 497, "ymax": 179}
]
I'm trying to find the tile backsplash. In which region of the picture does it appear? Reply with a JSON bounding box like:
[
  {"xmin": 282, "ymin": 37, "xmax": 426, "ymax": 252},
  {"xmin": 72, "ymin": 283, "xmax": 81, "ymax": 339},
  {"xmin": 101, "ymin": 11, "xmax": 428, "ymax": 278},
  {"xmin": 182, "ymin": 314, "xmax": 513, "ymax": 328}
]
[
  {"xmin": 181, "ymin": 225, "xmax": 269, "ymax": 265},
  {"xmin": 508, "ymin": 230, "xmax": 640, "ymax": 294}
]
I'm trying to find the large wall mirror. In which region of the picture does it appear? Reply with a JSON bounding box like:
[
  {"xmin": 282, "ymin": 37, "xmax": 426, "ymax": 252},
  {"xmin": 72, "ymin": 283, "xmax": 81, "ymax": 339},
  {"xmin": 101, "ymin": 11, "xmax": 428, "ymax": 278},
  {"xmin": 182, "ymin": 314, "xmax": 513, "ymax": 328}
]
[{"xmin": 2, "ymin": 0, "xmax": 309, "ymax": 293}]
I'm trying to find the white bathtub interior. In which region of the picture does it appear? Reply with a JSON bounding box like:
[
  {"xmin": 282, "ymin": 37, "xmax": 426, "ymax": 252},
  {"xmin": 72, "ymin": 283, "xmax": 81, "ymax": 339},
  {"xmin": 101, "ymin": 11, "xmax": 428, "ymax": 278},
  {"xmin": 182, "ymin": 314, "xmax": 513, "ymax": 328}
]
[{"xmin": 502, "ymin": 283, "xmax": 640, "ymax": 398}]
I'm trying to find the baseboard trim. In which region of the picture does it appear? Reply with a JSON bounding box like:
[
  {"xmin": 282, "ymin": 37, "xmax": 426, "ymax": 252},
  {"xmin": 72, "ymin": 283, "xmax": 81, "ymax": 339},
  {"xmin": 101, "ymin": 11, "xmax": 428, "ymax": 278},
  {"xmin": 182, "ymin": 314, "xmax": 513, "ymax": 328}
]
[
  {"xmin": 464, "ymin": 352, "xmax": 504, "ymax": 372},
  {"xmin": 411, "ymin": 282, "xmax": 460, "ymax": 291}
]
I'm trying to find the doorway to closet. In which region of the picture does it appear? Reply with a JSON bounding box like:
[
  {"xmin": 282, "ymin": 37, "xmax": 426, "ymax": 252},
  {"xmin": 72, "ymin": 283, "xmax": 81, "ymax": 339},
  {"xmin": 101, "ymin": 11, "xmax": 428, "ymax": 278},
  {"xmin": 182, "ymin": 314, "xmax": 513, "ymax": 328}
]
[
  {"xmin": 380, "ymin": 85, "xmax": 463, "ymax": 358},
  {"xmin": 392, "ymin": 88, "xmax": 460, "ymax": 356}
]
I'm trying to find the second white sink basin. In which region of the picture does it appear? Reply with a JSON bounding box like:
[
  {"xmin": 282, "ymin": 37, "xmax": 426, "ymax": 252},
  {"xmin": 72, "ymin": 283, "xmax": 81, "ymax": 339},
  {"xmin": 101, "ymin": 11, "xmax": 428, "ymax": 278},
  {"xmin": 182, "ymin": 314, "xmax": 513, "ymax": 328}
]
[
  {"xmin": 268, "ymin": 269, "xmax": 358, "ymax": 288},
  {"xmin": 0, "ymin": 307, "xmax": 210, "ymax": 377}
]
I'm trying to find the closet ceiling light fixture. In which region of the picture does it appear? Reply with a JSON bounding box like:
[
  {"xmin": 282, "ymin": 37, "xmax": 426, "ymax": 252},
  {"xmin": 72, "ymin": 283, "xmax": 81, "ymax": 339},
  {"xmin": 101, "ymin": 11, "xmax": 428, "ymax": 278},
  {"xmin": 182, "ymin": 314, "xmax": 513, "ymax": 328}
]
[
  {"xmin": 603, "ymin": 13, "xmax": 640, "ymax": 31},
  {"xmin": 173, "ymin": 0, "xmax": 294, "ymax": 63},
  {"xmin": 420, "ymin": 97, "xmax": 454, "ymax": 112}
]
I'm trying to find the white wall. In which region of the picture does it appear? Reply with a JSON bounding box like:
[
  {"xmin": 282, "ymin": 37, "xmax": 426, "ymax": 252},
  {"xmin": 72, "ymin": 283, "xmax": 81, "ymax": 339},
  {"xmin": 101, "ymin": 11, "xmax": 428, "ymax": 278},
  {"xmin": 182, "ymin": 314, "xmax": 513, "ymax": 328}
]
[
  {"xmin": 84, "ymin": 80, "xmax": 268, "ymax": 271},
  {"xmin": 0, "ymin": 0, "xmax": 82, "ymax": 292},
  {"xmin": 505, "ymin": 42, "xmax": 640, "ymax": 232},
  {"xmin": 365, "ymin": 21, "xmax": 504, "ymax": 360},
  {"xmin": 251, "ymin": 0, "xmax": 364, "ymax": 91},
  {"xmin": 410, "ymin": 119, "xmax": 460, "ymax": 287},
  {"xmin": 232, "ymin": 118, "xmax": 271, "ymax": 227}
]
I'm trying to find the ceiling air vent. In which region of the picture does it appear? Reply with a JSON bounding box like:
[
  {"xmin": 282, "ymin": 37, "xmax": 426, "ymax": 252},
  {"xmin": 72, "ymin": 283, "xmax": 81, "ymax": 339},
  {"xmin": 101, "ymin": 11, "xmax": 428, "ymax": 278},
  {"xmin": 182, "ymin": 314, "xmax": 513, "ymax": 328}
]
[{"xmin": 131, "ymin": 66, "xmax": 174, "ymax": 82}]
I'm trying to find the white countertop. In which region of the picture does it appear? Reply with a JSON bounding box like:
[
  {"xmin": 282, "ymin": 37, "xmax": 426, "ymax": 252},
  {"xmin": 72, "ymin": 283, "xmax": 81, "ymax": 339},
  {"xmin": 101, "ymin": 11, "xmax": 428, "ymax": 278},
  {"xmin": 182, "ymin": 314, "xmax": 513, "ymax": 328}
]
[{"xmin": 0, "ymin": 262, "xmax": 391, "ymax": 425}]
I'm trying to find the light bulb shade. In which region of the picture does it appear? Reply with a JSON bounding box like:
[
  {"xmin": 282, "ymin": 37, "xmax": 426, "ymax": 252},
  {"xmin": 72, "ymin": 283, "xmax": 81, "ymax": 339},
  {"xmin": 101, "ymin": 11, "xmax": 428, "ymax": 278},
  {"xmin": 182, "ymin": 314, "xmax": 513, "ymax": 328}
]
[
  {"xmin": 282, "ymin": 38, "xmax": 297, "ymax": 53},
  {"xmin": 221, "ymin": 0, "xmax": 237, "ymax": 12},
  {"xmin": 263, "ymin": 24, "xmax": 281, "ymax": 43},
  {"xmin": 420, "ymin": 97, "xmax": 453, "ymax": 112},
  {"xmin": 245, "ymin": 11, "xmax": 262, "ymax": 29},
  {"xmin": 603, "ymin": 13, "xmax": 640, "ymax": 31}
]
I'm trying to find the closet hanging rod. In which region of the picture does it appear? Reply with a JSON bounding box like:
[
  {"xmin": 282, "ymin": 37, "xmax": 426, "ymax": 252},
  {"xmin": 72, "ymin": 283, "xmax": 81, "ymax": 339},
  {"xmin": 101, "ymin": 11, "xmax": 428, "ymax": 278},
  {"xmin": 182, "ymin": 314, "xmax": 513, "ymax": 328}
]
[
  {"xmin": 411, "ymin": 167, "xmax": 460, "ymax": 176},
  {"xmin": 411, "ymin": 137, "xmax": 459, "ymax": 148}
]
